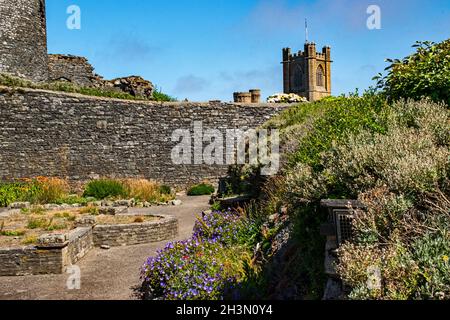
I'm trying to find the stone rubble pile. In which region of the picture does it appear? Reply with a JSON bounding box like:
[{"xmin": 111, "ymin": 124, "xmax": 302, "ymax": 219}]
[{"xmin": 106, "ymin": 76, "xmax": 154, "ymax": 100}]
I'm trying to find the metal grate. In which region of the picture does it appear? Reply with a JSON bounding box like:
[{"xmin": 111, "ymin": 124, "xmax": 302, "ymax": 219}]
[{"xmin": 334, "ymin": 209, "xmax": 355, "ymax": 245}]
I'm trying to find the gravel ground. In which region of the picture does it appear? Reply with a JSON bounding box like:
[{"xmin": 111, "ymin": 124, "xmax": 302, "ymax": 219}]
[{"xmin": 0, "ymin": 195, "xmax": 211, "ymax": 300}]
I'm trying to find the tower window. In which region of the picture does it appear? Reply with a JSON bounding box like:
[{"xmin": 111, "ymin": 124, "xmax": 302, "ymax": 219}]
[
  {"xmin": 292, "ymin": 65, "xmax": 303, "ymax": 89},
  {"xmin": 316, "ymin": 65, "xmax": 324, "ymax": 87}
]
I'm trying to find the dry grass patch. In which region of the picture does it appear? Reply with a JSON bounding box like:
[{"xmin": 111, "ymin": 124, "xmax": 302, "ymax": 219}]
[{"xmin": 0, "ymin": 207, "xmax": 160, "ymax": 247}]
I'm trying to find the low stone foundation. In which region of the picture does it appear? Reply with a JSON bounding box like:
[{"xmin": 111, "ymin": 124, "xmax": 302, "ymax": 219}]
[
  {"xmin": 0, "ymin": 247, "xmax": 65, "ymax": 276},
  {"xmin": 0, "ymin": 227, "xmax": 92, "ymax": 276},
  {"xmin": 93, "ymin": 215, "xmax": 178, "ymax": 247},
  {"xmin": 0, "ymin": 214, "xmax": 178, "ymax": 276},
  {"xmin": 67, "ymin": 227, "xmax": 94, "ymax": 264}
]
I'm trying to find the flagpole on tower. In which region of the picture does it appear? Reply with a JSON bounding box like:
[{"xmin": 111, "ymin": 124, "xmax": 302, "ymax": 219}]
[{"xmin": 305, "ymin": 18, "xmax": 308, "ymax": 43}]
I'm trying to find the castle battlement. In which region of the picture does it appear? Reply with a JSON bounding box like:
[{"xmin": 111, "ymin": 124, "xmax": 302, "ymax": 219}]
[{"xmin": 282, "ymin": 42, "xmax": 332, "ymax": 101}]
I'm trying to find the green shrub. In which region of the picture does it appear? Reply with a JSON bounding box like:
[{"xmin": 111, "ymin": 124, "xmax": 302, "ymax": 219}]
[
  {"xmin": 53, "ymin": 211, "xmax": 76, "ymax": 220},
  {"xmin": 53, "ymin": 196, "xmax": 90, "ymax": 206},
  {"xmin": 0, "ymin": 178, "xmax": 71, "ymax": 207},
  {"xmin": 0, "ymin": 230, "xmax": 26, "ymax": 237},
  {"xmin": 152, "ymin": 87, "xmax": 176, "ymax": 102},
  {"xmin": 286, "ymin": 94, "xmax": 389, "ymax": 171},
  {"xmin": 252, "ymin": 95, "xmax": 449, "ymax": 300},
  {"xmin": 187, "ymin": 183, "xmax": 215, "ymax": 196},
  {"xmin": 79, "ymin": 205, "xmax": 99, "ymax": 216},
  {"xmin": 0, "ymin": 183, "xmax": 24, "ymax": 207},
  {"xmin": 83, "ymin": 179, "xmax": 127, "ymax": 200},
  {"xmin": 46, "ymin": 222, "xmax": 68, "ymax": 231},
  {"xmin": 122, "ymin": 179, "xmax": 174, "ymax": 203},
  {"xmin": 30, "ymin": 177, "xmax": 69, "ymax": 204},
  {"xmin": 22, "ymin": 235, "xmax": 38, "ymax": 245},
  {"xmin": 285, "ymin": 99, "xmax": 449, "ymax": 203},
  {"xmin": 412, "ymin": 232, "xmax": 450, "ymax": 299},
  {"xmin": 376, "ymin": 39, "xmax": 450, "ymax": 106},
  {"xmin": 27, "ymin": 217, "xmax": 49, "ymax": 229},
  {"xmin": 159, "ymin": 185, "xmax": 172, "ymax": 195}
]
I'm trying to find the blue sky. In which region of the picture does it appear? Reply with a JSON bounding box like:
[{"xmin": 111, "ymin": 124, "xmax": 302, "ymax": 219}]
[{"xmin": 46, "ymin": 0, "xmax": 450, "ymax": 101}]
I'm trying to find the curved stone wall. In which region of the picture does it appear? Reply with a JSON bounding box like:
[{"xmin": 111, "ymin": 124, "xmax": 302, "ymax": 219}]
[{"xmin": 0, "ymin": 0, "xmax": 48, "ymax": 82}]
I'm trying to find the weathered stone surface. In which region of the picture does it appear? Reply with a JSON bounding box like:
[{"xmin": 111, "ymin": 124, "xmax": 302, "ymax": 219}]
[
  {"xmin": 93, "ymin": 215, "xmax": 178, "ymax": 247},
  {"xmin": 37, "ymin": 233, "xmax": 69, "ymax": 248},
  {"xmin": 0, "ymin": 227, "xmax": 92, "ymax": 276},
  {"xmin": 108, "ymin": 76, "xmax": 154, "ymax": 99},
  {"xmin": 48, "ymin": 54, "xmax": 102, "ymax": 87},
  {"xmin": 101, "ymin": 200, "xmax": 114, "ymax": 207},
  {"xmin": 43, "ymin": 204, "xmax": 61, "ymax": 210},
  {"xmin": 8, "ymin": 202, "xmax": 30, "ymax": 209},
  {"xmin": 98, "ymin": 207, "xmax": 116, "ymax": 216},
  {"xmin": 113, "ymin": 199, "xmax": 135, "ymax": 207},
  {"xmin": 75, "ymin": 215, "xmax": 96, "ymax": 227},
  {"xmin": 67, "ymin": 227, "xmax": 93, "ymax": 264},
  {"xmin": 0, "ymin": 0, "xmax": 48, "ymax": 82},
  {"xmin": 0, "ymin": 247, "xmax": 65, "ymax": 276},
  {"xmin": 323, "ymin": 278, "xmax": 344, "ymax": 300},
  {"xmin": 170, "ymin": 200, "xmax": 182, "ymax": 206},
  {"xmin": 0, "ymin": 88, "xmax": 287, "ymax": 187}
]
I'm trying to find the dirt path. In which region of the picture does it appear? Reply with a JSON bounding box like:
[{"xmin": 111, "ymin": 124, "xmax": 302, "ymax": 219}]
[{"xmin": 0, "ymin": 195, "xmax": 211, "ymax": 300}]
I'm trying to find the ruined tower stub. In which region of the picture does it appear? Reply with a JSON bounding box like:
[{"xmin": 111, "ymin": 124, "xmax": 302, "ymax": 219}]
[
  {"xmin": 0, "ymin": 0, "xmax": 49, "ymax": 82},
  {"xmin": 282, "ymin": 43, "xmax": 332, "ymax": 102},
  {"xmin": 233, "ymin": 89, "xmax": 261, "ymax": 103}
]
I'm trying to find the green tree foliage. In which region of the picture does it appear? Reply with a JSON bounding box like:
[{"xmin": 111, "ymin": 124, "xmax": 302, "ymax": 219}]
[{"xmin": 375, "ymin": 40, "xmax": 450, "ymax": 106}]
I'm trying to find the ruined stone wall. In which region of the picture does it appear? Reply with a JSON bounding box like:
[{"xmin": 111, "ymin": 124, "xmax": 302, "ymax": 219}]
[
  {"xmin": 67, "ymin": 227, "xmax": 93, "ymax": 264},
  {"xmin": 48, "ymin": 54, "xmax": 99, "ymax": 87},
  {"xmin": 0, "ymin": 87, "xmax": 287, "ymax": 187},
  {"xmin": 92, "ymin": 215, "xmax": 178, "ymax": 247},
  {"xmin": 0, "ymin": 0, "xmax": 49, "ymax": 82},
  {"xmin": 0, "ymin": 246, "xmax": 65, "ymax": 276}
]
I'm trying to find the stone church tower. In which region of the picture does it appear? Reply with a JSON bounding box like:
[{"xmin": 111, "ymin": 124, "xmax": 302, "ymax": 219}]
[
  {"xmin": 282, "ymin": 43, "xmax": 332, "ymax": 101},
  {"xmin": 0, "ymin": 0, "xmax": 49, "ymax": 82}
]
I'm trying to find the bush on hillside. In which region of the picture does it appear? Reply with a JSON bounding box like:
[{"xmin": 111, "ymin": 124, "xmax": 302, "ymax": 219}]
[
  {"xmin": 152, "ymin": 87, "xmax": 177, "ymax": 102},
  {"xmin": 337, "ymin": 186, "xmax": 450, "ymax": 300},
  {"xmin": 187, "ymin": 183, "xmax": 215, "ymax": 196},
  {"xmin": 280, "ymin": 98, "xmax": 449, "ymax": 300},
  {"xmin": 83, "ymin": 179, "xmax": 126, "ymax": 200},
  {"xmin": 0, "ymin": 177, "xmax": 69, "ymax": 206},
  {"xmin": 243, "ymin": 95, "xmax": 449, "ymax": 300},
  {"xmin": 0, "ymin": 183, "xmax": 28, "ymax": 207},
  {"xmin": 285, "ymin": 99, "xmax": 449, "ymax": 203},
  {"xmin": 285, "ymin": 94, "xmax": 389, "ymax": 171},
  {"xmin": 375, "ymin": 39, "xmax": 450, "ymax": 106},
  {"xmin": 159, "ymin": 185, "xmax": 172, "ymax": 195}
]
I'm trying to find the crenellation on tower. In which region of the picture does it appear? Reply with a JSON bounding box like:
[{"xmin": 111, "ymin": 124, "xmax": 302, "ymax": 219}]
[{"xmin": 282, "ymin": 42, "xmax": 332, "ymax": 101}]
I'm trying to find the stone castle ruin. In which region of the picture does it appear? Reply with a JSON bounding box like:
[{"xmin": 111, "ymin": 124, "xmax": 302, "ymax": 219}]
[
  {"xmin": 233, "ymin": 89, "xmax": 261, "ymax": 103},
  {"xmin": 0, "ymin": 0, "xmax": 288, "ymax": 186},
  {"xmin": 47, "ymin": 54, "xmax": 100, "ymax": 87},
  {"xmin": 0, "ymin": 0, "xmax": 49, "ymax": 82},
  {"xmin": 0, "ymin": 0, "xmax": 154, "ymax": 100}
]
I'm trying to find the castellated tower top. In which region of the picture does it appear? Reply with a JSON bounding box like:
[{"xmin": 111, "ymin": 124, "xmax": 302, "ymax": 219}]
[
  {"xmin": 0, "ymin": 0, "xmax": 49, "ymax": 82},
  {"xmin": 282, "ymin": 42, "xmax": 332, "ymax": 102}
]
